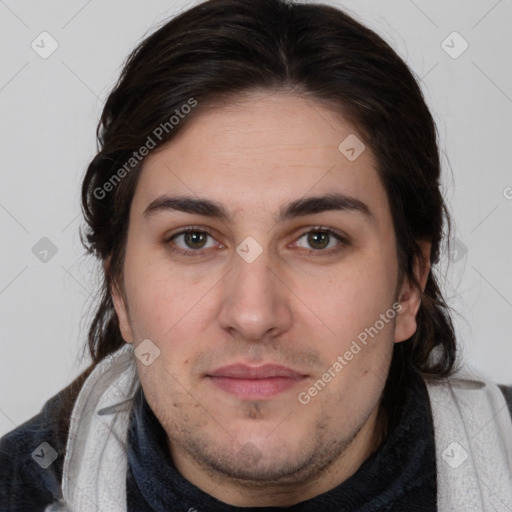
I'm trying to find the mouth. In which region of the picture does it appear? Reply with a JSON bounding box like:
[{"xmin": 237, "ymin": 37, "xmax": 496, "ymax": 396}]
[{"xmin": 206, "ymin": 364, "xmax": 308, "ymax": 400}]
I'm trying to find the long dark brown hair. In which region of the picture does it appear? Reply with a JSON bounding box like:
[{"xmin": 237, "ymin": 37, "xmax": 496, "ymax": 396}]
[{"xmin": 80, "ymin": 0, "xmax": 457, "ymax": 381}]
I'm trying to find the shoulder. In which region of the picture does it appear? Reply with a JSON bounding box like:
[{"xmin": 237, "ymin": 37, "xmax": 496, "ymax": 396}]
[
  {"xmin": 424, "ymin": 372, "xmax": 512, "ymax": 448},
  {"xmin": 425, "ymin": 373, "xmax": 512, "ymax": 416},
  {"xmin": 424, "ymin": 373, "xmax": 512, "ymax": 508},
  {"xmin": 498, "ymin": 383, "xmax": 512, "ymax": 419},
  {"xmin": 0, "ymin": 368, "xmax": 92, "ymax": 511}
]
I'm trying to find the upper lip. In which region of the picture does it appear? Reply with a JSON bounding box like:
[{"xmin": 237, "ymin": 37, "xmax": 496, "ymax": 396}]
[{"xmin": 207, "ymin": 364, "xmax": 307, "ymax": 379}]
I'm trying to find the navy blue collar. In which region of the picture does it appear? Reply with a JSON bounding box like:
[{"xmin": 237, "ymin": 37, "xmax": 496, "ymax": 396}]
[{"xmin": 126, "ymin": 365, "xmax": 437, "ymax": 511}]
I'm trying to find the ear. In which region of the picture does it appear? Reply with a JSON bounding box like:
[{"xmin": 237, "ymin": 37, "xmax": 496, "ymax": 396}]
[
  {"xmin": 394, "ymin": 240, "xmax": 431, "ymax": 343},
  {"xmin": 103, "ymin": 256, "xmax": 135, "ymax": 344}
]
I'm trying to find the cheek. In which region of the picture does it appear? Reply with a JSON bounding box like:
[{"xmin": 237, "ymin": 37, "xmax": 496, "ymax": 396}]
[
  {"xmin": 122, "ymin": 259, "xmax": 210, "ymax": 350},
  {"xmin": 124, "ymin": 231, "xmax": 215, "ymax": 314},
  {"xmin": 293, "ymin": 254, "xmax": 398, "ymax": 341}
]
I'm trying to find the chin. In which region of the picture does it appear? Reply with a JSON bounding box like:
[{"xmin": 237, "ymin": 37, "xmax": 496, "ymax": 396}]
[{"xmin": 211, "ymin": 443, "xmax": 314, "ymax": 483}]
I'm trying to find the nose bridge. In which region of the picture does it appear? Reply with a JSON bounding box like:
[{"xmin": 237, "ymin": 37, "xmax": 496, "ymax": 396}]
[
  {"xmin": 218, "ymin": 244, "xmax": 291, "ymax": 340},
  {"xmin": 234, "ymin": 248, "xmax": 272, "ymax": 297}
]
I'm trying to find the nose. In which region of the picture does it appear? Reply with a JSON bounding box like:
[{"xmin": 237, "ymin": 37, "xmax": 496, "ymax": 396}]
[{"xmin": 217, "ymin": 247, "xmax": 293, "ymax": 342}]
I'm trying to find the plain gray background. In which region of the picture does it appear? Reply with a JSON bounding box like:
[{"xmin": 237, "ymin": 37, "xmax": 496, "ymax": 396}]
[{"xmin": 1, "ymin": 0, "xmax": 511, "ymax": 438}]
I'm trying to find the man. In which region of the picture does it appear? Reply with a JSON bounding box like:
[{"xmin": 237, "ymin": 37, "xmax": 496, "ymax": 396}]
[{"xmin": 1, "ymin": 0, "xmax": 511, "ymax": 510}]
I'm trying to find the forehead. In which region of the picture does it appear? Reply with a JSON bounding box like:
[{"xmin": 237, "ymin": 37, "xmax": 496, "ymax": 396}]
[{"xmin": 130, "ymin": 91, "xmax": 391, "ymax": 228}]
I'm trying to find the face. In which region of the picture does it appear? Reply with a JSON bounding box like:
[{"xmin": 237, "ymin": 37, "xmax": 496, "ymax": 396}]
[{"xmin": 112, "ymin": 91, "xmax": 426, "ymax": 505}]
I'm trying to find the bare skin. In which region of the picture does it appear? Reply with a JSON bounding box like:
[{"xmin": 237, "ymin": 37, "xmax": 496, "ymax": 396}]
[{"xmin": 111, "ymin": 91, "xmax": 430, "ymax": 507}]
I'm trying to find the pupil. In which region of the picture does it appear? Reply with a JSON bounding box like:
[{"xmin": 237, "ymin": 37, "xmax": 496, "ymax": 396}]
[
  {"xmin": 185, "ymin": 232, "xmax": 206, "ymax": 248},
  {"xmin": 308, "ymin": 231, "xmax": 329, "ymax": 249}
]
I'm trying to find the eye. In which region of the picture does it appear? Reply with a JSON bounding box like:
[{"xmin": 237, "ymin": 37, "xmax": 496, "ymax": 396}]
[
  {"xmin": 168, "ymin": 228, "xmax": 220, "ymax": 254},
  {"xmin": 294, "ymin": 228, "xmax": 347, "ymax": 254},
  {"xmin": 165, "ymin": 226, "xmax": 347, "ymax": 258}
]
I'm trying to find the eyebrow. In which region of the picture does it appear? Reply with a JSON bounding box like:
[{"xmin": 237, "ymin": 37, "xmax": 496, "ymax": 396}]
[{"xmin": 143, "ymin": 193, "xmax": 373, "ymax": 224}]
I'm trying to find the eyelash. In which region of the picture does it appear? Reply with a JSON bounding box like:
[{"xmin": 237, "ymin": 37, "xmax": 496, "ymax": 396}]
[{"xmin": 165, "ymin": 226, "xmax": 348, "ymax": 257}]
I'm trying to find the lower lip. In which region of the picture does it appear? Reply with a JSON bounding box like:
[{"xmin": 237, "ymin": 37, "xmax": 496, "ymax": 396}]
[{"xmin": 207, "ymin": 376, "xmax": 306, "ymax": 399}]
